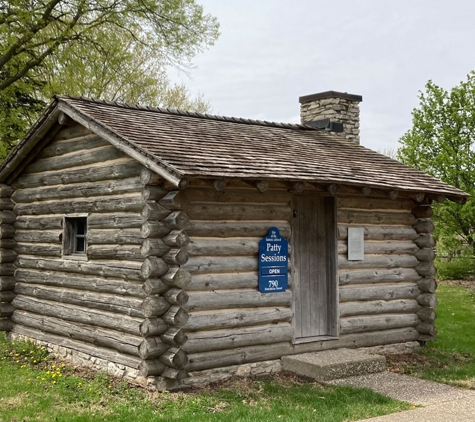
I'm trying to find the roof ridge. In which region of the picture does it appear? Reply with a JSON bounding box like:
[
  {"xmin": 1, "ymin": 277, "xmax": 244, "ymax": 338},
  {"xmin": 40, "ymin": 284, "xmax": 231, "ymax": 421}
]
[{"xmin": 55, "ymin": 95, "xmax": 319, "ymax": 131}]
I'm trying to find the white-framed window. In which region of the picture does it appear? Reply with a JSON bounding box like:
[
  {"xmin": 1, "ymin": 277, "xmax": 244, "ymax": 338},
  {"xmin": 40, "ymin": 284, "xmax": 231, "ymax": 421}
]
[{"xmin": 63, "ymin": 215, "xmax": 88, "ymax": 256}]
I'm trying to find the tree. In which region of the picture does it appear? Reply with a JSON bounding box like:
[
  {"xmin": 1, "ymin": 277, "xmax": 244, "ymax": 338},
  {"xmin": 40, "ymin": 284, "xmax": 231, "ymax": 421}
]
[
  {"xmin": 398, "ymin": 73, "xmax": 475, "ymax": 258},
  {"xmin": 0, "ymin": 0, "xmax": 219, "ymax": 159}
]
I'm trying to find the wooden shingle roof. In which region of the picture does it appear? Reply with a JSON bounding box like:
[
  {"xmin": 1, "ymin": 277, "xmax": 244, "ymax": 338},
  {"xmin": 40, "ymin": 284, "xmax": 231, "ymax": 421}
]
[{"xmin": 1, "ymin": 96, "xmax": 468, "ymax": 202}]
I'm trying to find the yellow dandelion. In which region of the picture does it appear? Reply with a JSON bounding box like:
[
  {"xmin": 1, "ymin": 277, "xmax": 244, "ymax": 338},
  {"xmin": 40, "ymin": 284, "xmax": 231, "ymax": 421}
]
[
  {"xmin": 52, "ymin": 364, "xmax": 56, "ymax": 369},
  {"xmin": 53, "ymin": 381, "xmax": 56, "ymax": 384}
]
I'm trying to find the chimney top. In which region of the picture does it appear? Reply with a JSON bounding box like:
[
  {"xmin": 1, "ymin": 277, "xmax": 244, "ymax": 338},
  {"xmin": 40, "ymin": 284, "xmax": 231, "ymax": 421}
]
[{"xmin": 299, "ymin": 90, "xmax": 363, "ymax": 104}]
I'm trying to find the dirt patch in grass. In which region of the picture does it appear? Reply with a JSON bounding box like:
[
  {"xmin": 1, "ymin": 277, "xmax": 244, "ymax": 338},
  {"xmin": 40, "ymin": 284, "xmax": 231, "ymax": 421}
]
[{"xmin": 439, "ymin": 278, "xmax": 475, "ymax": 288}]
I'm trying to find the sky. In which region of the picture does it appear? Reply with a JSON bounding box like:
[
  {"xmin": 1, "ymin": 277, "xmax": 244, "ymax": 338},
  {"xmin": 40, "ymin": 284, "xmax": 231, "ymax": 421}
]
[{"xmin": 170, "ymin": 0, "xmax": 475, "ymax": 152}]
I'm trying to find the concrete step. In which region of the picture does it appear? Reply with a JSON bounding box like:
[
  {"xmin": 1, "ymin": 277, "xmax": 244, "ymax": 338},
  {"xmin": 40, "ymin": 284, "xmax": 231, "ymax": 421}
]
[{"xmin": 281, "ymin": 348, "xmax": 386, "ymax": 382}]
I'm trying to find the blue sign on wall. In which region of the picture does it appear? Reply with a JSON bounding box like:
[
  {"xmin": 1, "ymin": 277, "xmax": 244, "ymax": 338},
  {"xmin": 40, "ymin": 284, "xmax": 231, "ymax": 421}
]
[{"xmin": 258, "ymin": 227, "xmax": 288, "ymax": 293}]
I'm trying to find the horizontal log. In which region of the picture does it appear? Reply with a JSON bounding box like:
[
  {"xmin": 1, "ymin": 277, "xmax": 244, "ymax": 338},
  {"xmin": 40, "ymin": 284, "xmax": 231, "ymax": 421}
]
[
  {"xmin": 142, "ymin": 186, "xmax": 168, "ymax": 202},
  {"xmin": 140, "ymin": 168, "xmax": 164, "ymax": 186},
  {"xmin": 338, "ymin": 240, "xmax": 418, "ymax": 256},
  {"xmin": 0, "ymin": 291, "xmax": 16, "ymax": 302},
  {"xmin": 87, "ymin": 228, "xmax": 144, "ymax": 245},
  {"xmin": 180, "ymin": 187, "xmax": 292, "ymax": 205},
  {"xmin": 418, "ymin": 334, "xmax": 436, "ymax": 343},
  {"xmin": 14, "ymin": 194, "xmax": 145, "ymax": 216},
  {"xmin": 0, "ymin": 211, "xmax": 16, "ymax": 224},
  {"xmin": 186, "ymin": 306, "xmax": 292, "ymax": 332},
  {"xmin": 140, "ymin": 239, "xmax": 170, "ymax": 257},
  {"xmin": 338, "ymin": 254, "xmax": 419, "ymax": 270},
  {"xmin": 15, "ymin": 242, "xmax": 61, "ymax": 257},
  {"xmin": 15, "ymin": 257, "xmax": 144, "ymax": 281},
  {"xmin": 417, "ymin": 278, "xmax": 437, "ymax": 293},
  {"xmin": 0, "ymin": 198, "xmax": 14, "ymax": 210},
  {"xmin": 163, "ymin": 230, "xmax": 190, "ymax": 248},
  {"xmin": 416, "ymin": 322, "xmax": 437, "ymax": 336},
  {"xmin": 86, "ymin": 244, "xmax": 144, "ymax": 261},
  {"xmin": 186, "ymin": 327, "xmax": 420, "ymax": 372},
  {"xmin": 339, "ymin": 268, "xmax": 421, "ymax": 285},
  {"xmin": 141, "ymin": 257, "xmax": 169, "ymax": 279},
  {"xmin": 164, "ymin": 289, "xmax": 189, "ymax": 306},
  {"xmin": 417, "ymin": 293, "xmax": 438, "ymax": 308},
  {"xmin": 0, "ymin": 276, "xmax": 15, "ymax": 291},
  {"xmin": 138, "ymin": 360, "xmax": 166, "ymax": 377},
  {"xmin": 414, "ymin": 234, "xmax": 436, "ymax": 249},
  {"xmin": 163, "ymin": 306, "xmax": 189, "ymax": 327},
  {"xmin": 12, "ymin": 310, "xmax": 145, "ymax": 358},
  {"xmin": 338, "ymin": 210, "xmax": 416, "ymax": 225},
  {"xmin": 0, "ymin": 264, "xmax": 15, "ymax": 276},
  {"xmin": 158, "ymin": 191, "xmax": 181, "ymax": 209},
  {"xmin": 161, "ymin": 267, "xmax": 192, "ymax": 289},
  {"xmin": 339, "ymin": 283, "xmax": 419, "ymax": 302},
  {"xmin": 412, "ymin": 205, "xmax": 433, "ymax": 218},
  {"xmin": 415, "ymin": 248, "xmax": 436, "ymax": 262},
  {"xmin": 162, "ymin": 211, "xmax": 190, "ymax": 230},
  {"xmin": 139, "ymin": 317, "xmax": 168, "ymax": 337},
  {"xmin": 0, "ymin": 318, "xmax": 13, "ymax": 331},
  {"xmin": 138, "ymin": 337, "xmax": 168, "ymax": 360},
  {"xmin": 339, "ymin": 299, "xmax": 420, "ymax": 317},
  {"xmin": 142, "ymin": 278, "xmax": 169, "ymax": 295},
  {"xmin": 184, "ymin": 256, "xmax": 259, "ymax": 274},
  {"xmin": 14, "ymin": 230, "xmax": 62, "ymax": 244},
  {"xmin": 185, "ymin": 289, "xmax": 292, "ymax": 312},
  {"xmin": 188, "ymin": 272, "xmax": 258, "ymax": 291},
  {"xmin": 337, "ymin": 196, "xmax": 414, "ymax": 211},
  {"xmin": 338, "ymin": 225, "xmax": 417, "ymax": 241},
  {"xmin": 0, "ymin": 238, "xmax": 16, "ymax": 249},
  {"xmin": 25, "ymin": 145, "xmax": 126, "ymax": 174},
  {"xmin": 13, "ymin": 159, "xmax": 143, "ymax": 189},
  {"xmin": 187, "ymin": 237, "xmax": 260, "ymax": 257},
  {"xmin": 413, "ymin": 219, "xmax": 435, "ymax": 234},
  {"xmin": 0, "ymin": 249, "xmax": 17, "ymax": 263},
  {"xmin": 140, "ymin": 296, "xmax": 171, "ymax": 318},
  {"xmin": 141, "ymin": 202, "xmax": 171, "ymax": 221},
  {"xmin": 417, "ymin": 307, "xmax": 436, "ymax": 322},
  {"xmin": 159, "ymin": 347, "xmax": 188, "ymax": 370},
  {"xmin": 183, "ymin": 323, "xmax": 293, "ymax": 354},
  {"xmin": 88, "ymin": 213, "xmax": 145, "ymax": 229},
  {"xmin": 12, "ymin": 296, "xmax": 145, "ymax": 336},
  {"xmin": 40, "ymin": 134, "xmax": 104, "ymax": 157},
  {"xmin": 12, "ymin": 177, "xmax": 145, "ymax": 203},
  {"xmin": 11, "ymin": 324, "xmax": 145, "ymax": 370},
  {"xmin": 187, "ymin": 220, "xmax": 291, "ymax": 238},
  {"xmin": 14, "ymin": 283, "xmax": 144, "ymax": 317},
  {"xmin": 340, "ymin": 313, "xmax": 420, "ymax": 334},
  {"xmin": 162, "ymin": 249, "xmax": 189, "ymax": 266},
  {"xmin": 14, "ymin": 216, "xmax": 63, "ymax": 230},
  {"xmin": 14, "ymin": 268, "xmax": 145, "ymax": 297},
  {"xmin": 0, "ymin": 185, "xmax": 14, "ymax": 198},
  {"xmin": 0, "ymin": 303, "xmax": 14, "ymax": 317},
  {"xmin": 140, "ymin": 221, "xmax": 171, "ymax": 238},
  {"xmin": 161, "ymin": 327, "xmax": 188, "ymax": 347},
  {"xmin": 416, "ymin": 262, "xmax": 437, "ymax": 277},
  {"xmin": 185, "ymin": 203, "xmax": 290, "ymax": 221},
  {"xmin": 0, "ymin": 225, "xmax": 15, "ymax": 239}
]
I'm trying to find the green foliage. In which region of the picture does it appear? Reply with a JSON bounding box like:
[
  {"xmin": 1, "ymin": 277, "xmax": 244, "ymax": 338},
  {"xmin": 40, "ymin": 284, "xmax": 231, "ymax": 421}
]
[
  {"xmin": 0, "ymin": 332, "xmax": 410, "ymax": 421},
  {"xmin": 0, "ymin": 0, "xmax": 219, "ymax": 159},
  {"xmin": 436, "ymin": 256, "xmax": 474, "ymax": 280},
  {"xmin": 398, "ymin": 73, "xmax": 475, "ymax": 257}
]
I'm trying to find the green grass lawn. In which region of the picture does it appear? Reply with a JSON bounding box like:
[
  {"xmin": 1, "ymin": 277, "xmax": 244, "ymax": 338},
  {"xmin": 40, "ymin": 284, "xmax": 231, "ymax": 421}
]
[
  {"xmin": 0, "ymin": 334, "xmax": 410, "ymax": 422},
  {"xmin": 388, "ymin": 282, "xmax": 475, "ymax": 388}
]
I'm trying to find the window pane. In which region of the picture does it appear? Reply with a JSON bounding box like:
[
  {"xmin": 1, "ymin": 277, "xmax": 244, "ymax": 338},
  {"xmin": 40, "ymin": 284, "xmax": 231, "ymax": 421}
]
[
  {"xmin": 76, "ymin": 219, "xmax": 86, "ymax": 235},
  {"xmin": 75, "ymin": 237, "xmax": 85, "ymax": 253}
]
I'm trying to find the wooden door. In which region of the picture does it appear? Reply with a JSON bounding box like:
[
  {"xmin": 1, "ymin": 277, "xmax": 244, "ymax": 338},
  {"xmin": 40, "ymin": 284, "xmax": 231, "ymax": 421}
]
[{"xmin": 292, "ymin": 195, "xmax": 337, "ymax": 341}]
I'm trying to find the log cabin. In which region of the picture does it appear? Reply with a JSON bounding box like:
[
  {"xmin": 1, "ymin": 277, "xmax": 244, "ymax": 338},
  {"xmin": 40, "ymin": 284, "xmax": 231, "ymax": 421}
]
[{"xmin": 0, "ymin": 91, "xmax": 467, "ymax": 389}]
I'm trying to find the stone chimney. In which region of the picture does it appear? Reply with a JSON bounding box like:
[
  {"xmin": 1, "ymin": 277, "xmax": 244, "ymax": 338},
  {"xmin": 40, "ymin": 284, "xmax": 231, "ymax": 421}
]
[{"xmin": 299, "ymin": 91, "xmax": 363, "ymax": 143}]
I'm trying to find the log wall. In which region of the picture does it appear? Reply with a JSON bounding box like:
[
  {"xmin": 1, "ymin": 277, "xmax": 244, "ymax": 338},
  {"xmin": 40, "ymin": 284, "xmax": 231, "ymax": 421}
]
[
  {"xmin": 8, "ymin": 124, "xmax": 190, "ymax": 380},
  {"xmin": 175, "ymin": 186, "xmax": 425, "ymax": 378}
]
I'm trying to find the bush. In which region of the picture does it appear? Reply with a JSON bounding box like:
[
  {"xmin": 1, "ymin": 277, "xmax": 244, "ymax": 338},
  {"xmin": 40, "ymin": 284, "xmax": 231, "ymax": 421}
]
[{"xmin": 435, "ymin": 256, "xmax": 474, "ymax": 280}]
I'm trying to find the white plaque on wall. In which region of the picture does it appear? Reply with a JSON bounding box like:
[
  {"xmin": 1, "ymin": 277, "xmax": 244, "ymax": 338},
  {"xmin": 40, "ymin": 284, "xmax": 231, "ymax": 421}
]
[{"xmin": 348, "ymin": 227, "xmax": 364, "ymax": 261}]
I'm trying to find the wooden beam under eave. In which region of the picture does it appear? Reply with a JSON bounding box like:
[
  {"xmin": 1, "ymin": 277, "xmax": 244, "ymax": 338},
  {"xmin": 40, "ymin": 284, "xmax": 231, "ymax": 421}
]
[
  {"xmin": 212, "ymin": 179, "xmax": 227, "ymax": 191},
  {"xmin": 58, "ymin": 112, "xmax": 78, "ymax": 127},
  {"xmin": 448, "ymin": 195, "xmax": 468, "ymax": 205},
  {"xmin": 388, "ymin": 190, "xmax": 399, "ymax": 200},
  {"xmin": 362, "ymin": 186, "xmax": 371, "ymax": 196},
  {"xmin": 290, "ymin": 182, "xmax": 305, "ymax": 193}
]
